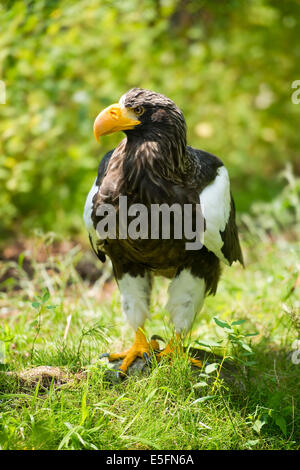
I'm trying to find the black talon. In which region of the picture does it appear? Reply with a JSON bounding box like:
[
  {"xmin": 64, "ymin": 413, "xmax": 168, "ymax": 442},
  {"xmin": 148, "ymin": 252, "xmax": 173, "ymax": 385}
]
[
  {"xmin": 116, "ymin": 368, "xmax": 126, "ymax": 380},
  {"xmin": 143, "ymin": 352, "xmax": 149, "ymax": 362},
  {"xmin": 142, "ymin": 352, "xmax": 151, "ymax": 368},
  {"xmin": 116, "ymin": 370, "xmax": 122, "ymax": 381},
  {"xmin": 100, "ymin": 353, "xmax": 110, "ymax": 359}
]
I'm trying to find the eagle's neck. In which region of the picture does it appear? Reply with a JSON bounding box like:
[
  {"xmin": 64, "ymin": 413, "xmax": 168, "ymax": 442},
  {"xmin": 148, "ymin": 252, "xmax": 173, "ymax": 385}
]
[{"xmin": 122, "ymin": 129, "xmax": 187, "ymax": 188}]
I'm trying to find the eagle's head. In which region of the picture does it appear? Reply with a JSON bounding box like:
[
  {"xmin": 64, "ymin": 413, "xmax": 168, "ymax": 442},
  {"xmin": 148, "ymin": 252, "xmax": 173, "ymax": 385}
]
[{"xmin": 93, "ymin": 88, "xmax": 186, "ymax": 145}]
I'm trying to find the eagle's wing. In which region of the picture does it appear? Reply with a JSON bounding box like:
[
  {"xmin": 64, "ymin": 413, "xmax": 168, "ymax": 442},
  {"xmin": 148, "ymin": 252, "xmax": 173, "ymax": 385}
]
[
  {"xmin": 200, "ymin": 165, "xmax": 243, "ymax": 265},
  {"xmin": 188, "ymin": 147, "xmax": 243, "ymax": 266},
  {"xmin": 83, "ymin": 150, "xmax": 114, "ymax": 262}
]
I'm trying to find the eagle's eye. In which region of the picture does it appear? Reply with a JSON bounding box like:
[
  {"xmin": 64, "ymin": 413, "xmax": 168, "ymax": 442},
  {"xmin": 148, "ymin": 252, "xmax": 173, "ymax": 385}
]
[{"xmin": 133, "ymin": 106, "xmax": 144, "ymax": 116}]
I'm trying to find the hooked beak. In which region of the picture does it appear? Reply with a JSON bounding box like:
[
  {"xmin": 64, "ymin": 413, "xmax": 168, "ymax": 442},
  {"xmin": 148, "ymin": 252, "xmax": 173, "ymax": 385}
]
[{"xmin": 93, "ymin": 103, "xmax": 141, "ymax": 142}]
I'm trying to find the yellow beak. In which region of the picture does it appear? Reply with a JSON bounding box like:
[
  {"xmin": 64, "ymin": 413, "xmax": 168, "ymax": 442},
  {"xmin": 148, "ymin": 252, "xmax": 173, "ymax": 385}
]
[{"xmin": 93, "ymin": 103, "xmax": 141, "ymax": 142}]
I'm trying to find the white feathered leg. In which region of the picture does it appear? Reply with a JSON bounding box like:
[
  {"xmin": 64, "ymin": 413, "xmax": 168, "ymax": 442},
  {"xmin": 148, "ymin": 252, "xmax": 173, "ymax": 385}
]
[
  {"xmin": 166, "ymin": 269, "xmax": 206, "ymax": 334},
  {"xmin": 118, "ymin": 272, "xmax": 152, "ymax": 330}
]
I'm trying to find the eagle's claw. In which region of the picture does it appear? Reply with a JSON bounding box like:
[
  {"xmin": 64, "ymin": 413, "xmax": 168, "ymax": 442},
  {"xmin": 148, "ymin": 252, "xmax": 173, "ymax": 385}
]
[
  {"xmin": 116, "ymin": 368, "xmax": 126, "ymax": 381},
  {"xmin": 100, "ymin": 331, "xmax": 161, "ymax": 377},
  {"xmin": 142, "ymin": 352, "xmax": 151, "ymax": 367}
]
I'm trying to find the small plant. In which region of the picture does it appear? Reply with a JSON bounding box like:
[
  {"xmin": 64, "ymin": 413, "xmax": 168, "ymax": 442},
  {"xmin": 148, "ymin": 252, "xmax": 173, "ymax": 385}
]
[
  {"xmin": 248, "ymin": 404, "xmax": 290, "ymax": 437},
  {"xmin": 197, "ymin": 316, "xmax": 258, "ymax": 367},
  {"xmin": 31, "ymin": 289, "xmax": 56, "ymax": 359},
  {"xmin": 214, "ymin": 317, "xmax": 258, "ymax": 367}
]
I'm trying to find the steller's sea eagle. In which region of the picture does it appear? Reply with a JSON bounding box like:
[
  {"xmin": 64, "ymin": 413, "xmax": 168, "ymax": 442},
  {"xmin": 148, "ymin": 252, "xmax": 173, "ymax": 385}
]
[{"xmin": 84, "ymin": 88, "xmax": 243, "ymax": 377}]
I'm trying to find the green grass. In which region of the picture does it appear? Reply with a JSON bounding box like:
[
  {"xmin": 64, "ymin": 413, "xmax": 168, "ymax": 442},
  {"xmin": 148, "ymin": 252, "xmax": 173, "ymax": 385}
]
[{"xmin": 0, "ymin": 232, "xmax": 299, "ymax": 450}]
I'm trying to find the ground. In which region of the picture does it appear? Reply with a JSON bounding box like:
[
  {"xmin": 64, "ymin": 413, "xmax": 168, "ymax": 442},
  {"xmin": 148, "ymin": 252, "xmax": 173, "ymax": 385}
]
[{"xmin": 0, "ymin": 231, "xmax": 299, "ymax": 450}]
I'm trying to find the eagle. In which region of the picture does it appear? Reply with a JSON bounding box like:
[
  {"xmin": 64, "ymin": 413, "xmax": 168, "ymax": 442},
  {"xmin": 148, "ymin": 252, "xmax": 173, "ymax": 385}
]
[{"xmin": 84, "ymin": 88, "xmax": 243, "ymax": 377}]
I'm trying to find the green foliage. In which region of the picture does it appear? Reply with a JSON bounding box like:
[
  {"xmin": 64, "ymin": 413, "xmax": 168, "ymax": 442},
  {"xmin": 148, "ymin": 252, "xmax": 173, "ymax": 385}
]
[
  {"xmin": 242, "ymin": 164, "xmax": 300, "ymax": 242},
  {"xmin": 0, "ymin": 0, "xmax": 300, "ymax": 237}
]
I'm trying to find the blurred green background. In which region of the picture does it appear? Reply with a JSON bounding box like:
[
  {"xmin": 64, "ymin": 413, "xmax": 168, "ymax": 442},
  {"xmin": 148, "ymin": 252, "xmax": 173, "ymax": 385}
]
[{"xmin": 0, "ymin": 0, "xmax": 300, "ymax": 241}]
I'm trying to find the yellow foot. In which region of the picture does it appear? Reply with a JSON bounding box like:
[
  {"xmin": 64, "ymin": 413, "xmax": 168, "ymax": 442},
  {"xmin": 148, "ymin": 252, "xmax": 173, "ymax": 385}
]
[
  {"xmin": 101, "ymin": 328, "xmax": 159, "ymax": 376},
  {"xmin": 157, "ymin": 333, "xmax": 203, "ymax": 368}
]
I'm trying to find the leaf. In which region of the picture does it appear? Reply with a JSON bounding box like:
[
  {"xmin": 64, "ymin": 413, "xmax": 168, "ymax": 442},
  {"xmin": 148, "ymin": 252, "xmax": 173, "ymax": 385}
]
[
  {"xmin": 274, "ymin": 415, "xmax": 287, "ymax": 436},
  {"xmin": 193, "ymin": 381, "xmax": 208, "ymax": 389},
  {"xmin": 243, "ymin": 361, "xmax": 256, "ymax": 366},
  {"xmin": 232, "ymin": 320, "xmax": 246, "ymax": 325},
  {"xmin": 252, "ymin": 419, "xmax": 266, "ymax": 433},
  {"xmin": 196, "ymin": 340, "xmax": 223, "ymax": 348},
  {"xmin": 192, "ymin": 395, "xmax": 217, "ymax": 405},
  {"xmin": 80, "ymin": 392, "xmax": 88, "ymax": 425},
  {"xmin": 42, "ymin": 290, "xmax": 50, "ymax": 303},
  {"xmin": 205, "ymin": 363, "xmax": 219, "ymax": 374},
  {"xmin": 213, "ymin": 317, "xmax": 231, "ymax": 329},
  {"xmin": 245, "ymin": 439, "xmax": 260, "ymax": 447},
  {"xmin": 239, "ymin": 341, "xmax": 253, "ymax": 353},
  {"xmin": 271, "ymin": 413, "xmax": 287, "ymax": 436},
  {"xmin": 213, "ymin": 317, "xmax": 233, "ymax": 332},
  {"xmin": 32, "ymin": 302, "xmax": 41, "ymax": 309}
]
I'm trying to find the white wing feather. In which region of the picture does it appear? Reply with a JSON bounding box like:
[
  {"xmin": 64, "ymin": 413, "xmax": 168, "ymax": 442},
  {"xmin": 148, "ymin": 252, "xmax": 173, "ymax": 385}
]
[
  {"xmin": 83, "ymin": 178, "xmax": 100, "ymax": 251},
  {"xmin": 200, "ymin": 166, "xmax": 231, "ymax": 265}
]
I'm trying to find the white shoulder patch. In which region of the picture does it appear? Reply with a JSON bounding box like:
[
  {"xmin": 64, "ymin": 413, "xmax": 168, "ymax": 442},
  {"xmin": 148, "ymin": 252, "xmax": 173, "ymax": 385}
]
[
  {"xmin": 83, "ymin": 178, "xmax": 100, "ymax": 250},
  {"xmin": 83, "ymin": 178, "xmax": 98, "ymax": 232},
  {"xmin": 200, "ymin": 166, "xmax": 231, "ymax": 264}
]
